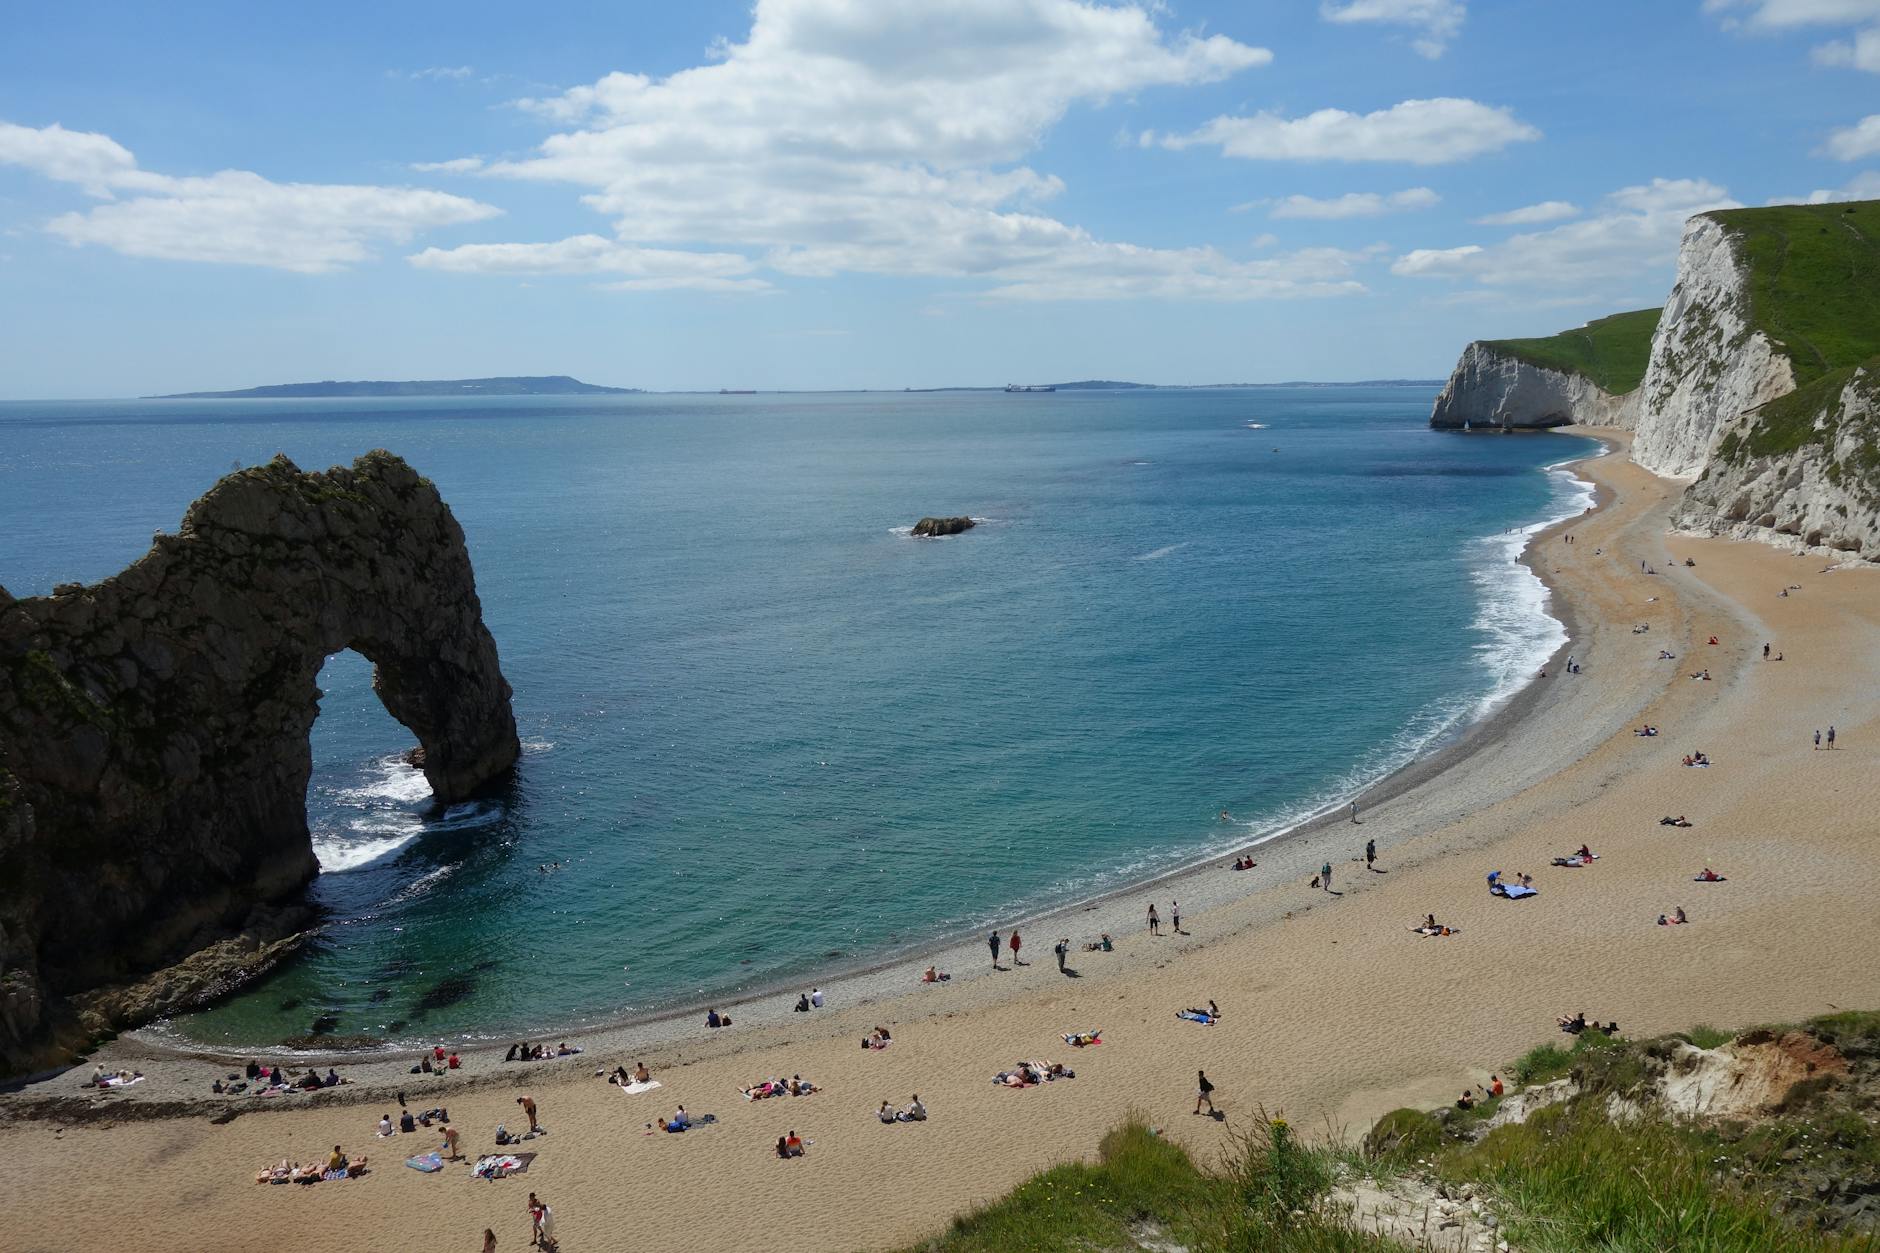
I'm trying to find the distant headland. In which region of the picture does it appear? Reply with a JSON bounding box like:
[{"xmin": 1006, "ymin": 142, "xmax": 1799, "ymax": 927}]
[{"xmin": 148, "ymin": 375, "xmax": 641, "ymax": 399}]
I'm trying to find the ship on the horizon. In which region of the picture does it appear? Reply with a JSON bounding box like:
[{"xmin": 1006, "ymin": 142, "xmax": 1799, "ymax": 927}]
[{"xmin": 1003, "ymin": 383, "xmax": 1056, "ymax": 393}]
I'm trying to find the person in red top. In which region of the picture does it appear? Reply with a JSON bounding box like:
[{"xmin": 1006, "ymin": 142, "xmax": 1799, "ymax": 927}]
[
  {"xmin": 433, "ymin": 1045, "xmax": 446, "ymax": 1062},
  {"xmin": 1008, "ymin": 930, "xmax": 1022, "ymax": 966},
  {"xmin": 1490, "ymin": 1074, "xmax": 1504, "ymax": 1097},
  {"xmin": 447, "ymin": 1052, "xmax": 461, "ymax": 1070}
]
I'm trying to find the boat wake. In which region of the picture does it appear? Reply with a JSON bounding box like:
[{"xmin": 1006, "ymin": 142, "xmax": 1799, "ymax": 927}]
[{"xmin": 1134, "ymin": 542, "xmax": 1189, "ymax": 561}]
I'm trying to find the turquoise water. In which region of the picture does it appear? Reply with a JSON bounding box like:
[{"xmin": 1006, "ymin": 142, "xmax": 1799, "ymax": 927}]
[{"xmin": 0, "ymin": 388, "xmax": 1596, "ymax": 1047}]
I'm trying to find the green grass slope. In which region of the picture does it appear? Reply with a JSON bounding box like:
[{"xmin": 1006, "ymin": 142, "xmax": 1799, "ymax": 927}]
[
  {"xmin": 1482, "ymin": 307, "xmax": 1662, "ymax": 395},
  {"xmin": 1709, "ymin": 199, "xmax": 1880, "ymax": 387}
]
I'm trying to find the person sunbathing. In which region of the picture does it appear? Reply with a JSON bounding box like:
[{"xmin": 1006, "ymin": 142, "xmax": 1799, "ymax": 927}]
[
  {"xmin": 1558, "ymin": 1011, "xmax": 1588, "ymax": 1034},
  {"xmin": 1695, "ymin": 868, "xmax": 1725, "ymax": 882},
  {"xmin": 788, "ymin": 1075, "xmax": 816, "ymax": 1096}
]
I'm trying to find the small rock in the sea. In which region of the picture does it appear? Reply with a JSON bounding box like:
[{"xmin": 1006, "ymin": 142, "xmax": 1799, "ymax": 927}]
[{"xmin": 910, "ymin": 515, "xmax": 975, "ymax": 537}]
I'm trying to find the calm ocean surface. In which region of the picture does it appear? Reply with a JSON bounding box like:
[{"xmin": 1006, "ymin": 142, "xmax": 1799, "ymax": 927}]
[{"xmin": 0, "ymin": 388, "xmax": 1596, "ymax": 1047}]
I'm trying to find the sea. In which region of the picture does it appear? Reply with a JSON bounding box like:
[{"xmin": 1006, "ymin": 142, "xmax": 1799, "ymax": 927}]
[{"xmin": 0, "ymin": 387, "xmax": 1599, "ymax": 1048}]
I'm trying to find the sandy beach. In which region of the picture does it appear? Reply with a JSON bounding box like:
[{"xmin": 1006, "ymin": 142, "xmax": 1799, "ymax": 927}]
[{"xmin": 4, "ymin": 429, "xmax": 1877, "ymax": 1253}]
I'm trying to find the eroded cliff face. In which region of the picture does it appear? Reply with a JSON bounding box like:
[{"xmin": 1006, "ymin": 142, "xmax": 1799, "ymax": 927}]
[
  {"xmin": 1632, "ymin": 217, "xmax": 1796, "ymax": 480},
  {"xmin": 1429, "ymin": 342, "xmax": 1638, "ymax": 430},
  {"xmin": 1677, "ymin": 366, "xmax": 1880, "ymax": 558},
  {"xmin": 0, "ymin": 451, "xmax": 519, "ymax": 1073}
]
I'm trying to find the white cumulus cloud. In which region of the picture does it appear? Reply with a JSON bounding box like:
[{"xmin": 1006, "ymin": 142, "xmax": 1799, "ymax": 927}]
[
  {"xmin": 0, "ymin": 119, "xmax": 498, "ymax": 272},
  {"xmin": 1269, "ymin": 186, "xmax": 1440, "ymax": 219},
  {"xmin": 408, "ymin": 234, "xmax": 772, "ymax": 292},
  {"xmin": 1824, "ymin": 114, "xmax": 1880, "ymax": 159},
  {"xmin": 1705, "ymin": 0, "xmax": 1880, "ymax": 27},
  {"xmin": 1159, "ymin": 98, "xmax": 1539, "ymax": 165},
  {"xmin": 1320, "ymin": 0, "xmax": 1466, "ymax": 58},
  {"xmin": 1772, "ymin": 169, "xmax": 1880, "ymax": 201},
  {"xmin": 421, "ymin": 0, "xmax": 1369, "ymax": 301},
  {"xmin": 1813, "ymin": 24, "xmax": 1880, "ymax": 66},
  {"xmin": 1391, "ymin": 178, "xmax": 1740, "ymax": 296},
  {"xmin": 1472, "ymin": 200, "xmax": 1580, "ymax": 226}
]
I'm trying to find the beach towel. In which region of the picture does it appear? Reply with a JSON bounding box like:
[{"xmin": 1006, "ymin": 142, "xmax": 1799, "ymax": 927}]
[
  {"xmin": 618, "ymin": 1079, "xmax": 661, "ymax": 1095},
  {"xmin": 1062, "ymin": 1031, "xmax": 1102, "ymax": 1047},
  {"xmin": 1551, "ymin": 855, "xmax": 1596, "ymax": 867},
  {"xmin": 1692, "ymin": 875, "xmax": 1728, "ymax": 882},
  {"xmin": 1410, "ymin": 926, "xmax": 1460, "ymax": 937},
  {"xmin": 472, "ymin": 1152, "xmax": 536, "ymax": 1180},
  {"xmin": 1491, "ymin": 884, "xmax": 1538, "ymax": 899},
  {"xmin": 97, "ymin": 1074, "xmax": 145, "ymax": 1088},
  {"xmin": 405, "ymin": 1153, "xmax": 444, "ymax": 1173}
]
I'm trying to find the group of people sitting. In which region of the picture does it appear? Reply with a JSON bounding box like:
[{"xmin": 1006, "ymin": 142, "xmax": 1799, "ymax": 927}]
[
  {"xmin": 921, "ymin": 966, "xmax": 951, "ymax": 982},
  {"xmin": 87, "ymin": 1066, "xmax": 143, "ymax": 1088},
  {"xmin": 254, "ymin": 1145, "xmax": 368, "ymax": 1185},
  {"xmin": 1659, "ymin": 815, "xmax": 1693, "ymax": 827},
  {"xmin": 1658, "ymin": 906, "xmax": 1691, "ymax": 926},
  {"xmin": 860, "ymin": 1026, "xmax": 893, "ymax": 1050},
  {"xmin": 1176, "ymin": 1000, "xmax": 1221, "ymax": 1025},
  {"xmin": 1688, "ymin": 669, "xmax": 1713, "ymax": 682},
  {"xmin": 376, "ymin": 1106, "xmax": 449, "ymax": 1136},
  {"xmin": 876, "ymin": 1095, "xmax": 927, "ymax": 1123},
  {"xmin": 652, "ymin": 1105, "xmax": 710, "ymax": 1133},
  {"xmin": 705, "ymin": 1008, "xmax": 733, "ymax": 1029},
  {"xmin": 290, "ymin": 1067, "xmax": 347, "ymax": 1091},
  {"xmin": 410, "ymin": 1046, "xmax": 460, "ymax": 1074},
  {"xmin": 1230, "ymin": 854, "xmax": 1259, "ymax": 871},
  {"xmin": 505, "ymin": 1041, "xmax": 579, "ymax": 1062},
  {"xmin": 1551, "ymin": 844, "xmax": 1597, "ymax": 868},
  {"xmin": 1082, "ymin": 934, "xmax": 1115, "ymax": 952},
  {"xmin": 775, "ymin": 1130, "xmax": 807, "ymax": 1158},
  {"xmin": 1682, "ymin": 750, "xmax": 1711, "ymax": 767},
  {"xmin": 792, "ymin": 988, "xmax": 826, "ymax": 1012},
  {"xmin": 607, "ymin": 1061, "xmax": 654, "ymax": 1087},
  {"xmin": 993, "ymin": 1060, "xmax": 1073, "ymax": 1087},
  {"xmin": 742, "ymin": 1075, "xmax": 817, "ymax": 1100},
  {"xmin": 1558, "ymin": 1012, "xmax": 1620, "ymax": 1037},
  {"xmin": 1633, "ymin": 725, "xmax": 1659, "ymax": 736}
]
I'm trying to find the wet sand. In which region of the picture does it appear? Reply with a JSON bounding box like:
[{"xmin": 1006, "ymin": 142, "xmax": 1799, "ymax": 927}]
[{"xmin": 5, "ymin": 430, "xmax": 1877, "ymax": 1253}]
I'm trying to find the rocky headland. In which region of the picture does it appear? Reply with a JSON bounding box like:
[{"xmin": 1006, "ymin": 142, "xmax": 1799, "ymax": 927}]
[
  {"xmin": 0, "ymin": 451, "xmax": 519, "ymax": 1075},
  {"xmin": 1431, "ymin": 199, "xmax": 1880, "ymax": 562}
]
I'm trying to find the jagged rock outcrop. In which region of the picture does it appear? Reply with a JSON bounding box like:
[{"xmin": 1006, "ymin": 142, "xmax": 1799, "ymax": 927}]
[
  {"xmin": 1631, "ymin": 216, "xmax": 1796, "ymax": 479},
  {"xmin": 0, "ymin": 451, "xmax": 519, "ymax": 1074},
  {"xmin": 911, "ymin": 516, "xmax": 976, "ymax": 537},
  {"xmin": 1429, "ymin": 341, "xmax": 1638, "ymax": 430},
  {"xmin": 1677, "ymin": 363, "xmax": 1880, "ymax": 557}
]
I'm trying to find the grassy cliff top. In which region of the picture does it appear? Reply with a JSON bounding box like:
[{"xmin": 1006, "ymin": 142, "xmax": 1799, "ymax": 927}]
[
  {"xmin": 1481, "ymin": 307, "xmax": 1662, "ymax": 395},
  {"xmin": 1706, "ymin": 199, "xmax": 1880, "ymax": 387}
]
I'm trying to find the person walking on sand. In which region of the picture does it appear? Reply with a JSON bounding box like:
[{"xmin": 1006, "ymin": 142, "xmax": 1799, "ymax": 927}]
[
  {"xmin": 1815, "ymin": 729, "xmax": 1822, "ymax": 750},
  {"xmin": 988, "ymin": 930, "xmax": 1001, "ymax": 968},
  {"xmin": 1321, "ymin": 861, "xmax": 1333, "ymax": 893},
  {"xmin": 1828, "ymin": 725, "xmax": 1837, "ymax": 750},
  {"xmin": 1148, "ymin": 903, "xmax": 1160, "ymax": 936},
  {"xmin": 1009, "ymin": 930, "xmax": 1023, "ymax": 966},
  {"xmin": 1194, "ymin": 1070, "xmax": 1216, "ymax": 1116},
  {"xmin": 1171, "ymin": 901, "xmax": 1182, "ymax": 934},
  {"xmin": 1054, "ymin": 938, "xmax": 1069, "ymax": 973},
  {"xmin": 1350, "ymin": 800, "xmax": 1359, "ymax": 824},
  {"xmin": 1365, "ymin": 838, "xmax": 1376, "ymax": 871}
]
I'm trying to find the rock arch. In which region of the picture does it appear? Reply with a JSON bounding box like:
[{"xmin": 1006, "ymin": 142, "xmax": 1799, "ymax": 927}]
[{"xmin": 0, "ymin": 451, "xmax": 519, "ymax": 1072}]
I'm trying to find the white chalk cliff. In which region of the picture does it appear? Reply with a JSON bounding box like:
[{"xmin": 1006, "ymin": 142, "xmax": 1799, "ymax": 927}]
[
  {"xmin": 1428, "ymin": 342, "xmax": 1637, "ymax": 430},
  {"xmin": 1431, "ymin": 207, "xmax": 1877, "ymax": 562}
]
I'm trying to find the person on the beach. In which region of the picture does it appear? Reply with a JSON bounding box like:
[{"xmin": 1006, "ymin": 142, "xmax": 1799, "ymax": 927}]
[
  {"xmin": 1763, "ymin": 643, "xmax": 1770, "ymax": 659},
  {"xmin": 1828, "ymin": 725, "xmax": 1837, "ymax": 750},
  {"xmin": 1321, "ymin": 861, "xmax": 1333, "ymax": 893},
  {"xmin": 878, "ymin": 1100, "xmax": 896, "ymax": 1123},
  {"xmin": 1054, "ymin": 938, "xmax": 1069, "ymax": 973},
  {"xmin": 786, "ymin": 1130, "xmax": 804, "ymax": 1157},
  {"xmin": 483, "ymin": 1228, "xmax": 497, "ymax": 1253},
  {"xmin": 1148, "ymin": 903, "xmax": 1160, "ymax": 936},
  {"xmin": 1365, "ymin": 838, "xmax": 1376, "ymax": 871},
  {"xmin": 1815, "ymin": 729, "xmax": 1821, "ymax": 750},
  {"xmin": 1490, "ymin": 1075, "xmax": 1504, "ymax": 1097},
  {"xmin": 904, "ymin": 1093, "xmax": 927, "ymax": 1121},
  {"xmin": 1171, "ymin": 901, "xmax": 1181, "ymax": 934},
  {"xmin": 443, "ymin": 1122, "xmax": 461, "ymax": 1160},
  {"xmin": 1457, "ymin": 1089, "xmax": 1476, "ymax": 1110},
  {"xmin": 517, "ymin": 1095, "xmax": 539, "ymax": 1133},
  {"xmin": 811, "ymin": 987, "xmax": 824, "ymax": 1008},
  {"xmin": 1349, "ymin": 800, "xmax": 1359, "ymax": 824},
  {"xmin": 1194, "ymin": 1070, "xmax": 1215, "ymax": 1115},
  {"xmin": 1009, "ymin": 930, "xmax": 1023, "ymax": 966},
  {"xmin": 988, "ymin": 930, "xmax": 1002, "ymax": 968},
  {"xmin": 527, "ymin": 1192, "xmax": 548, "ymax": 1247},
  {"xmin": 794, "ymin": 992, "xmax": 810, "ymax": 1013}
]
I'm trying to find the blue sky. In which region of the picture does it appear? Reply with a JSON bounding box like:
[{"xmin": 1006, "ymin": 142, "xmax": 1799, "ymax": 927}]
[{"xmin": 2, "ymin": 0, "xmax": 1877, "ymax": 397}]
